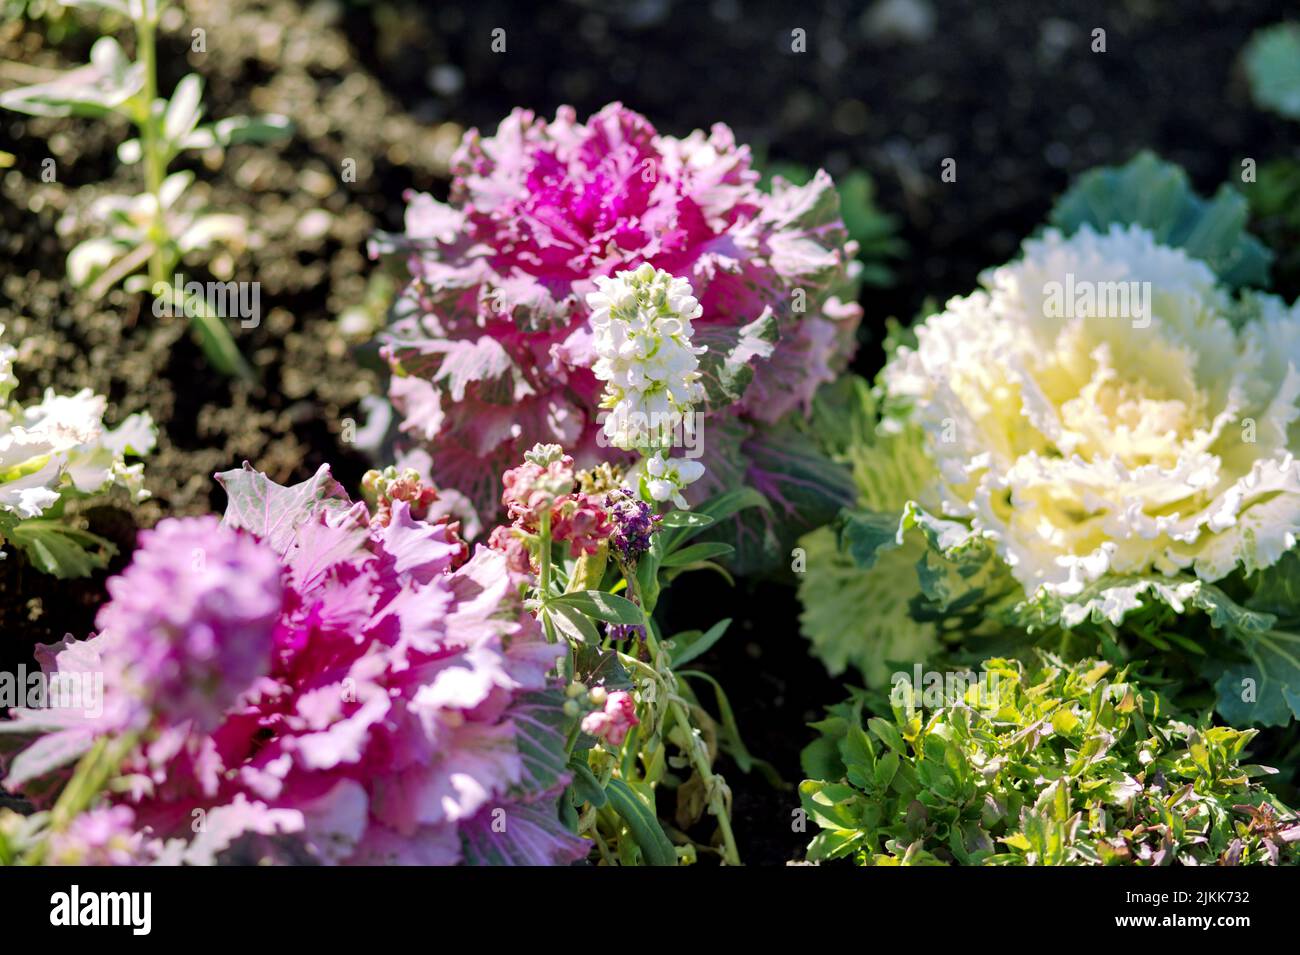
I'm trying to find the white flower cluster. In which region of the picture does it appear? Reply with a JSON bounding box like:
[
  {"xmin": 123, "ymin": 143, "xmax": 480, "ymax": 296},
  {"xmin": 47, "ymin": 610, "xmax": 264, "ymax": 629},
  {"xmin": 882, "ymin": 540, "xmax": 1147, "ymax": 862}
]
[
  {"xmin": 587, "ymin": 264, "xmax": 706, "ymax": 508},
  {"xmin": 0, "ymin": 323, "xmax": 155, "ymax": 529}
]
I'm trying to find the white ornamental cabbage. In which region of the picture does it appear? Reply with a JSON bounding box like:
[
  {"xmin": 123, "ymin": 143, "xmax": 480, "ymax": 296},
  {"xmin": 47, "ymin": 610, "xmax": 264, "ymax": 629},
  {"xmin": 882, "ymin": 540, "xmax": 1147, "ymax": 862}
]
[{"xmin": 883, "ymin": 224, "xmax": 1300, "ymax": 623}]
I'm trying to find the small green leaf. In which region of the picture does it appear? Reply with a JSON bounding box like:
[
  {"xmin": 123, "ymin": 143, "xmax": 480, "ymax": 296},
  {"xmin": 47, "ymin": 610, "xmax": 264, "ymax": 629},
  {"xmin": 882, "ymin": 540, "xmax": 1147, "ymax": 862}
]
[
  {"xmin": 573, "ymin": 644, "xmax": 633, "ymax": 690},
  {"xmin": 549, "ymin": 590, "xmax": 644, "ymax": 625},
  {"xmin": 5, "ymin": 520, "xmax": 115, "ymax": 579},
  {"xmin": 544, "ymin": 603, "xmax": 601, "ymax": 644},
  {"xmin": 567, "ymin": 759, "xmax": 607, "ymax": 808},
  {"xmin": 66, "ymin": 238, "xmax": 124, "ymax": 288},
  {"xmin": 182, "ymin": 114, "xmax": 293, "ymax": 151},
  {"xmin": 660, "ymin": 541, "xmax": 735, "ymax": 568},
  {"xmin": 658, "ymin": 511, "xmax": 714, "ymax": 530},
  {"xmin": 668, "ymin": 618, "xmax": 731, "ymax": 667},
  {"xmin": 163, "ymin": 74, "xmax": 204, "ymax": 146},
  {"xmin": 604, "ymin": 778, "xmax": 676, "ymax": 866},
  {"xmin": 867, "ymin": 717, "xmax": 906, "ymax": 755},
  {"xmin": 0, "ymin": 37, "xmax": 143, "ymax": 119}
]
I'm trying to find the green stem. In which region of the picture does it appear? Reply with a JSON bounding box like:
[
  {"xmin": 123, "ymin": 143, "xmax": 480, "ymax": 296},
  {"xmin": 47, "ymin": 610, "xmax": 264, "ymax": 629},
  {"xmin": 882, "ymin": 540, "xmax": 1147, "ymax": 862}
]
[
  {"xmin": 538, "ymin": 509, "xmax": 553, "ymax": 605},
  {"xmin": 25, "ymin": 730, "xmax": 140, "ymax": 865},
  {"xmin": 564, "ymin": 721, "xmax": 581, "ymax": 756},
  {"xmin": 135, "ymin": 8, "xmax": 252, "ymax": 381},
  {"xmin": 538, "ymin": 510, "xmax": 563, "ymax": 658},
  {"xmin": 627, "ymin": 567, "xmax": 741, "ymax": 866},
  {"xmin": 646, "ymin": 625, "xmax": 741, "ymax": 866},
  {"xmin": 136, "ymin": 12, "xmax": 164, "ymax": 287}
]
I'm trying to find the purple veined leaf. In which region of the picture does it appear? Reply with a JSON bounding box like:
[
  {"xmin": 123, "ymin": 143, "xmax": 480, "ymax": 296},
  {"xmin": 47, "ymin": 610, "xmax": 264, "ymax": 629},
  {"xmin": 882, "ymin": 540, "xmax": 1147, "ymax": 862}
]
[
  {"xmin": 214, "ymin": 461, "xmax": 353, "ymax": 555},
  {"xmin": 459, "ymin": 794, "xmax": 588, "ymax": 866},
  {"xmin": 689, "ymin": 414, "xmax": 855, "ymax": 575},
  {"xmin": 507, "ymin": 691, "xmax": 572, "ymax": 795},
  {"xmin": 693, "ymin": 308, "xmax": 777, "ymax": 411},
  {"xmin": 387, "ymin": 335, "xmax": 520, "ymax": 404}
]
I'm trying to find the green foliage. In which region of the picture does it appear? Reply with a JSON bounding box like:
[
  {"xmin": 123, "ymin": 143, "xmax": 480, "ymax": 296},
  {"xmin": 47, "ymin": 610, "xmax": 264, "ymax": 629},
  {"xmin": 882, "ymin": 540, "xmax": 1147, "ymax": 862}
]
[
  {"xmin": 1240, "ymin": 158, "xmax": 1300, "ymax": 291},
  {"xmin": 1, "ymin": 517, "xmax": 116, "ymax": 579},
  {"xmin": 1048, "ymin": 151, "xmax": 1272, "ymax": 290},
  {"xmin": 1015, "ymin": 555, "xmax": 1300, "ymax": 728},
  {"xmin": 801, "ymin": 654, "xmax": 1300, "ymax": 865},
  {"xmin": 801, "ymin": 153, "xmax": 1300, "ymax": 726},
  {"xmin": 798, "ymin": 374, "xmax": 1021, "ymax": 681},
  {"xmin": 530, "ymin": 486, "xmax": 766, "ymax": 864}
]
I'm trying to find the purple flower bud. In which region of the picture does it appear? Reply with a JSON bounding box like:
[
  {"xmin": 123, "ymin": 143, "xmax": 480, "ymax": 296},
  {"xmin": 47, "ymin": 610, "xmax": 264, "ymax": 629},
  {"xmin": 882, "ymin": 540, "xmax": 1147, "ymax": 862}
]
[
  {"xmin": 96, "ymin": 516, "xmax": 283, "ymax": 732},
  {"xmin": 604, "ymin": 489, "xmax": 661, "ymax": 562}
]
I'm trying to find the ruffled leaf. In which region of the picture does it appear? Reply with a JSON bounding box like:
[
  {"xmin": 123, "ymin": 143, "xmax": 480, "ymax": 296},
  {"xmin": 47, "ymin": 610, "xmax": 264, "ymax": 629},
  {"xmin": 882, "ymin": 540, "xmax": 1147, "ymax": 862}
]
[
  {"xmin": 1048, "ymin": 151, "xmax": 1272, "ymax": 289},
  {"xmin": 459, "ymin": 796, "xmax": 587, "ymax": 866},
  {"xmin": 798, "ymin": 524, "xmax": 939, "ymax": 682},
  {"xmin": 215, "ymin": 461, "xmax": 352, "ymax": 555},
  {"xmin": 693, "ymin": 309, "xmax": 777, "ymax": 411}
]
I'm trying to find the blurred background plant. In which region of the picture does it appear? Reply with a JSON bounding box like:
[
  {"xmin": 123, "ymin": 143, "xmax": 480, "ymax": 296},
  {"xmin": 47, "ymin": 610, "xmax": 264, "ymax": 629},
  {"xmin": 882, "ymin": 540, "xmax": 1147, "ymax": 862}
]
[
  {"xmin": 1240, "ymin": 22, "xmax": 1300, "ymax": 294},
  {"xmin": 0, "ymin": 0, "xmax": 290, "ymax": 378},
  {"xmin": 1244, "ymin": 22, "xmax": 1300, "ymax": 121}
]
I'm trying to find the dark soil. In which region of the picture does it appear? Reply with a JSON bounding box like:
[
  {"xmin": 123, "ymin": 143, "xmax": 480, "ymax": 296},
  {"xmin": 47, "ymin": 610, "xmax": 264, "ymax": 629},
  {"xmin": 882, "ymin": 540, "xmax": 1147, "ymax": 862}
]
[{"xmin": 2, "ymin": 0, "xmax": 1297, "ymax": 865}]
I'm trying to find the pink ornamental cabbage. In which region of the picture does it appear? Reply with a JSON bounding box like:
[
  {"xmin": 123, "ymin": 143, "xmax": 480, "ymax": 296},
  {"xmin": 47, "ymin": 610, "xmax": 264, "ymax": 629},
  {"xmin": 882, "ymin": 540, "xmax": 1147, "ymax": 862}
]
[
  {"xmin": 377, "ymin": 103, "xmax": 862, "ymax": 553},
  {"xmin": 0, "ymin": 465, "xmax": 587, "ymax": 866}
]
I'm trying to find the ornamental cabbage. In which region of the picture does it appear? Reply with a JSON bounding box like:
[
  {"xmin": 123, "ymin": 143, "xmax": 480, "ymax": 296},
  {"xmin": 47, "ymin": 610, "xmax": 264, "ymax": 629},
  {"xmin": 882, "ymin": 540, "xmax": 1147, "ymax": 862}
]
[
  {"xmin": 0, "ymin": 465, "xmax": 585, "ymax": 866},
  {"xmin": 374, "ymin": 103, "xmax": 862, "ymax": 571},
  {"xmin": 884, "ymin": 223, "xmax": 1300, "ymax": 621}
]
